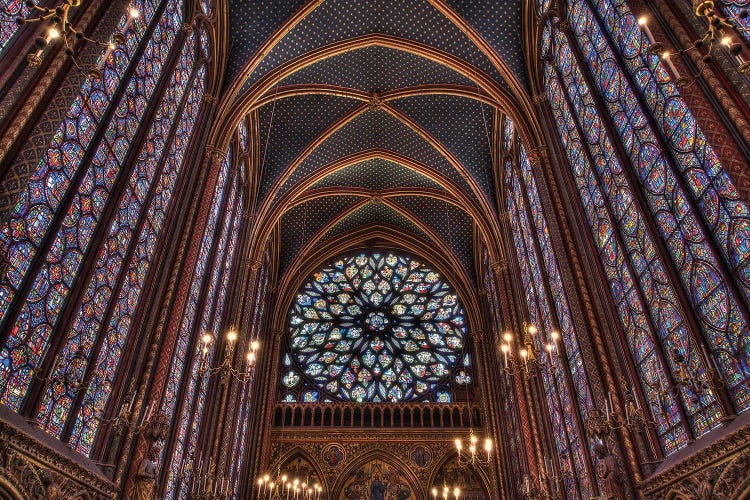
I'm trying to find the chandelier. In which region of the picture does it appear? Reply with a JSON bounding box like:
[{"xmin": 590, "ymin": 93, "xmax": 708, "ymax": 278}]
[
  {"xmin": 499, "ymin": 322, "xmax": 559, "ymax": 377},
  {"xmin": 5, "ymin": 0, "xmax": 140, "ymax": 78},
  {"xmin": 454, "ymin": 429, "xmax": 493, "ymax": 467},
  {"xmin": 255, "ymin": 472, "xmax": 324, "ymax": 499},
  {"xmin": 637, "ymin": 1, "xmax": 750, "ymax": 87},
  {"xmin": 198, "ymin": 330, "xmax": 259, "ymax": 385},
  {"xmin": 452, "ymin": 379, "xmax": 493, "ymax": 467}
]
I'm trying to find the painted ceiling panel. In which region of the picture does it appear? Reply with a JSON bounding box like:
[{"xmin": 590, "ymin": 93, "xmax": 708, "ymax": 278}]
[
  {"xmin": 318, "ymin": 201, "xmax": 432, "ymax": 248},
  {"xmin": 274, "ymin": 109, "xmax": 476, "ymax": 203},
  {"xmin": 279, "ymin": 195, "xmax": 364, "ymax": 274},
  {"xmin": 388, "ymin": 94, "xmax": 496, "ymax": 209},
  {"xmin": 225, "ymin": 0, "xmax": 307, "ymax": 87},
  {"xmin": 391, "ymin": 195, "xmax": 475, "ymax": 283},
  {"xmin": 235, "ymin": 0, "xmax": 508, "ymax": 96},
  {"xmin": 445, "ymin": 0, "xmax": 528, "ymax": 89},
  {"xmin": 310, "ymin": 159, "xmax": 445, "ymax": 191},
  {"xmin": 255, "ymin": 94, "xmax": 363, "ymax": 202},
  {"xmin": 279, "ymin": 46, "xmax": 477, "ymax": 90}
]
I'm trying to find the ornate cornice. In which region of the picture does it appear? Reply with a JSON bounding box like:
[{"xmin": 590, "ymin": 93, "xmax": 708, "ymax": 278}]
[
  {"xmin": 0, "ymin": 415, "xmax": 118, "ymax": 498},
  {"xmin": 640, "ymin": 421, "xmax": 750, "ymax": 498}
]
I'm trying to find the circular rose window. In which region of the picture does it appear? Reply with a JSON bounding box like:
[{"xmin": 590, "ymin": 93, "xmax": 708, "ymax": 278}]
[{"xmin": 285, "ymin": 251, "xmax": 468, "ymax": 402}]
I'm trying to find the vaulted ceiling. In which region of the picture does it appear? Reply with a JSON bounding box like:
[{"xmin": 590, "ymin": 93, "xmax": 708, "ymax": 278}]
[{"xmin": 215, "ymin": 0, "xmax": 535, "ymax": 289}]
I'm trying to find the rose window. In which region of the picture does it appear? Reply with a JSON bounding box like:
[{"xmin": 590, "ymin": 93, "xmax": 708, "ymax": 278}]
[{"xmin": 283, "ymin": 251, "xmax": 469, "ymax": 402}]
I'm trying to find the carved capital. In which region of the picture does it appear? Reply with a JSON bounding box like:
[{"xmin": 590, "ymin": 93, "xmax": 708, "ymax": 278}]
[
  {"xmin": 206, "ymin": 147, "xmax": 226, "ymax": 165},
  {"xmin": 203, "ymin": 93, "xmax": 217, "ymax": 104},
  {"xmin": 526, "ymin": 148, "xmax": 547, "ymax": 168},
  {"xmin": 182, "ymin": 22, "xmax": 194, "ymax": 34}
]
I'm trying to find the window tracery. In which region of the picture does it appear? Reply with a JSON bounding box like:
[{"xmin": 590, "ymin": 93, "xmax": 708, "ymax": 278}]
[
  {"xmin": 538, "ymin": 0, "xmax": 750, "ymax": 455},
  {"xmin": 282, "ymin": 251, "xmax": 471, "ymax": 403}
]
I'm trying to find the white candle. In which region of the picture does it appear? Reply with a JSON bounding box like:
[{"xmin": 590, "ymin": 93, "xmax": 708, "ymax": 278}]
[
  {"xmin": 662, "ymin": 53, "xmax": 682, "ymax": 81},
  {"xmin": 638, "ymin": 17, "xmax": 656, "ymax": 44}
]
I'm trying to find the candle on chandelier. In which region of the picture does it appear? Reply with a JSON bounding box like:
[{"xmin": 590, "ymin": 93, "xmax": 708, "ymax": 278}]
[
  {"xmin": 637, "ymin": 16, "xmax": 656, "ymax": 45},
  {"xmin": 122, "ymin": 6, "xmax": 140, "ymax": 32},
  {"xmin": 660, "ymin": 52, "xmax": 682, "ymax": 81}
]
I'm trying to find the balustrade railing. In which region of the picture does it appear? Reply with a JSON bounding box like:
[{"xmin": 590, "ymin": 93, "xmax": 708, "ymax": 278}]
[{"xmin": 272, "ymin": 402, "xmax": 482, "ymax": 429}]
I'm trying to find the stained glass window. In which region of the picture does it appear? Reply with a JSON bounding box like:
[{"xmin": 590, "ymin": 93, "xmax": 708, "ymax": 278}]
[
  {"xmin": 284, "ymin": 251, "xmax": 469, "ymax": 403},
  {"xmin": 36, "ymin": 29, "xmax": 198, "ymax": 450},
  {"xmin": 503, "ymin": 135, "xmax": 593, "ymax": 497},
  {"xmin": 238, "ymin": 119, "xmax": 248, "ymax": 151},
  {"xmin": 0, "ymin": 0, "xmax": 168, "ymax": 410},
  {"xmin": 717, "ymin": 1, "xmax": 750, "ymax": 37},
  {"xmin": 0, "ymin": 0, "xmax": 215, "ymax": 460},
  {"xmin": 545, "ymin": 59, "xmax": 690, "ymax": 453},
  {"xmin": 572, "ymin": 0, "xmax": 750, "ymax": 410},
  {"xmin": 551, "ymin": 20, "xmax": 724, "ymax": 434},
  {"xmin": 0, "ymin": 0, "xmax": 29, "ymax": 53},
  {"xmin": 536, "ymin": 0, "xmax": 750, "ymax": 454},
  {"xmin": 164, "ymin": 156, "xmax": 242, "ymax": 500}
]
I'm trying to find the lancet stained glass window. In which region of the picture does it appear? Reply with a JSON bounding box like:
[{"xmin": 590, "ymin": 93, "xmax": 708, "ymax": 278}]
[
  {"xmin": 538, "ymin": 0, "xmax": 750, "ymax": 454},
  {"xmin": 503, "ymin": 139, "xmax": 592, "ymax": 498},
  {"xmin": 0, "ymin": 0, "xmax": 172, "ymax": 411},
  {"xmin": 166, "ymin": 160, "xmax": 242, "ymax": 500},
  {"xmin": 37, "ymin": 29, "xmax": 198, "ymax": 450},
  {"xmin": 285, "ymin": 251, "xmax": 469, "ymax": 403},
  {"xmin": 0, "ymin": 0, "xmax": 214, "ymax": 457}
]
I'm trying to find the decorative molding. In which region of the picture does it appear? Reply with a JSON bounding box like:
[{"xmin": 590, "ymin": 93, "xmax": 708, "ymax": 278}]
[
  {"xmin": 268, "ymin": 432, "xmax": 469, "ymax": 493},
  {"xmin": 0, "ymin": 416, "xmax": 117, "ymax": 498},
  {"xmin": 640, "ymin": 422, "xmax": 750, "ymax": 499}
]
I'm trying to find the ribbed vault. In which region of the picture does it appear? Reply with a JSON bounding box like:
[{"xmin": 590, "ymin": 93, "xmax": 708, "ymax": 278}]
[{"xmin": 212, "ymin": 0, "xmax": 539, "ymax": 292}]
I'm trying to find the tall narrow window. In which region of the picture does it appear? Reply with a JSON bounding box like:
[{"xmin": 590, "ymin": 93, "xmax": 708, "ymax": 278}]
[
  {"xmin": 38, "ymin": 31, "xmax": 202, "ymax": 452},
  {"xmin": 0, "ymin": 0, "xmax": 211, "ymax": 458},
  {"xmin": 0, "ymin": 0, "xmax": 171, "ymax": 410},
  {"xmin": 165, "ymin": 152, "xmax": 243, "ymax": 500},
  {"xmin": 503, "ymin": 119, "xmax": 595, "ymax": 497},
  {"xmin": 538, "ymin": 0, "xmax": 750, "ymax": 455}
]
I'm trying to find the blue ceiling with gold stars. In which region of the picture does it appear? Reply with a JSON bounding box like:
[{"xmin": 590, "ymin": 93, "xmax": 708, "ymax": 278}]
[
  {"xmin": 226, "ymin": 0, "xmax": 529, "ymax": 287},
  {"xmin": 227, "ymin": 0, "xmax": 527, "ymax": 95},
  {"xmin": 310, "ymin": 159, "xmax": 445, "ymax": 192},
  {"xmin": 279, "ymin": 46, "xmax": 477, "ymax": 90}
]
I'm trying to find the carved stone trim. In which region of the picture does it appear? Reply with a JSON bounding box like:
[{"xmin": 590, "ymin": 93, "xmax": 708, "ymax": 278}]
[
  {"xmin": 0, "ymin": 413, "xmax": 117, "ymax": 498},
  {"xmin": 639, "ymin": 420, "xmax": 750, "ymax": 499}
]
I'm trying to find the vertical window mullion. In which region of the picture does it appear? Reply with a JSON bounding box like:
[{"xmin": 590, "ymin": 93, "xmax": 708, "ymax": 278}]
[
  {"xmin": 544, "ymin": 58, "xmax": 692, "ymax": 452},
  {"xmin": 0, "ymin": 0, "xmax": 170, "ymax": 411}
]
